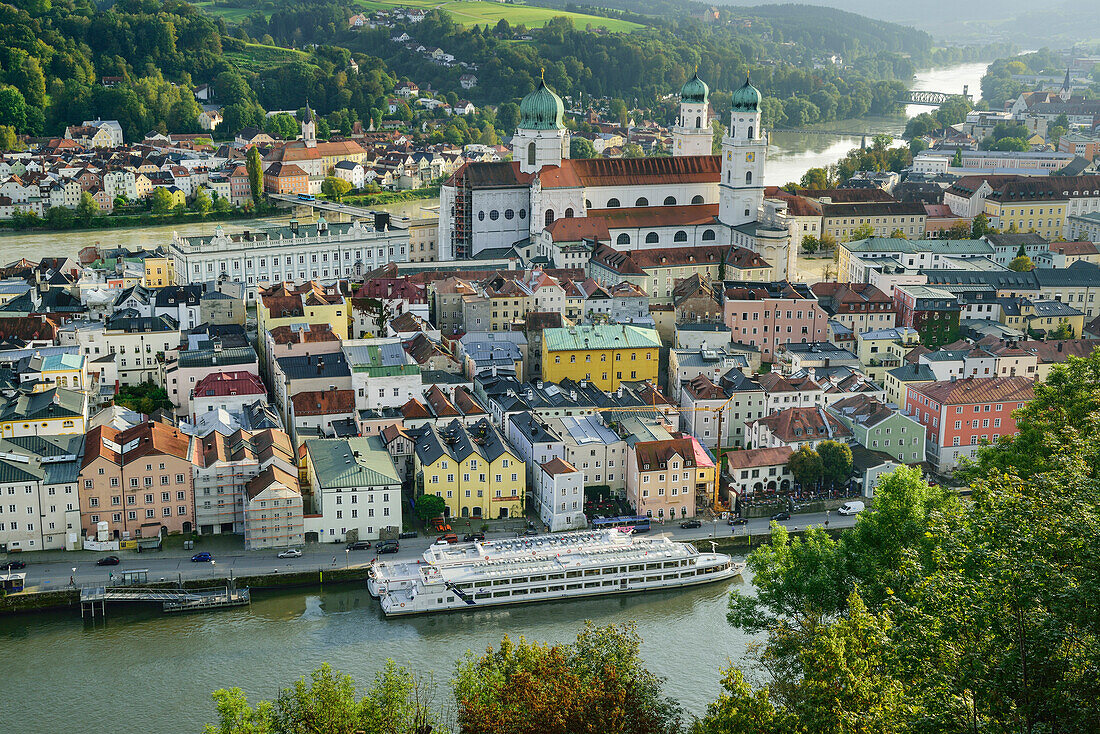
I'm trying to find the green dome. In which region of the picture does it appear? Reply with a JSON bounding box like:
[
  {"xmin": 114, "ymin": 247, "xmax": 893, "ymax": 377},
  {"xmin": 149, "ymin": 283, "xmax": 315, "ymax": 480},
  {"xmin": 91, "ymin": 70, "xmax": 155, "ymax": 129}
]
[
  {"xmin": 680, "ymin": 71, "xmax": 709, "ymax": 104},
  {"xmin": 519, "ymin": 77, "xmax": 565, "ymax": 131},
  {"xmin": 731, "ymin": 76, "xmax": 761, "ymax": 111}
]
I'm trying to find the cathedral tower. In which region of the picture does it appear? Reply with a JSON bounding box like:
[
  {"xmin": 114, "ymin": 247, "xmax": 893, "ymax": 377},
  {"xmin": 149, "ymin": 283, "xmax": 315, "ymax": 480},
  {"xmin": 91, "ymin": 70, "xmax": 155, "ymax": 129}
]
[
  {"xmin": 302, "ymin": 103, "xmax": 317, "ymax": 149},
  {"xmin": 512, "ymin": 73, "xmax": 569, "ymax": 174},
  {"xmin": 718, "ymin": 77, "xmax": 767, "ymax": 227},
  {"xmin": 672, "ymin": 71, "xmax": 713, "ymax": 156}
]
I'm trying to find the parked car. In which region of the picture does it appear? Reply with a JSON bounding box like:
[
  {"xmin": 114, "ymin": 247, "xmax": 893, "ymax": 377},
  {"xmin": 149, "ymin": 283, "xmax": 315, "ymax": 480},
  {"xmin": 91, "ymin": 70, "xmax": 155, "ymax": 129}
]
[
  {"xmin": 727, "ymin": 517, "xmax": 747, "ymax": 526},
  {"xmin": 770, "ymin": 511, "xmax": 791, "ymax": 522},
  {"xmin": 96, "ymin": 555, "xmax": 120, "ymax": 566},
  {"xmin": 398, "ymin": 531, "xmax": 418, "ymax": 539},
  {"xmin": 463, "ymin": 532, "xmax": 485, "ymax": 542},
  {"xmin": 837, "ymin": 501, "xmax": 866, "ymax": 516},
  {"xmin": 2, "ymin": 559, "xmax": 26, "ymax": 570},
  {"xmin": 346, "ymin": 540, "xmax": 371, "ymax": 550},
  {"xmin": 376, "ymin": 540, "xmax": 400, "ymax": 554},
  {"xmin": 191, "ymin": 552, "xmax": 213, "ymax": 562},
  {"xmin": 277, "ymin": 548, "xmax": 302, "ymax": 559},
  {"xmin": 437, "ymin": 533, "xmax": 459, "ymax": 544},
  {"xmin": 679, "ymin": 519, "xmax": 702, "ymax": 529},
  {"xmin": 521, "ymin": 528, "xmax": 540, "ymax": 536}
]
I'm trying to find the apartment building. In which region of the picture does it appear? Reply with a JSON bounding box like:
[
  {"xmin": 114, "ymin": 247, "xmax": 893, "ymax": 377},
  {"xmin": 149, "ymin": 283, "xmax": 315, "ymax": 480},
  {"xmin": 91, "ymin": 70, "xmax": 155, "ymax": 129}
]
[
  {"xmin": 626, "ymin": 436, "xmax": 713, "ymax": 519},
  {"xmin": 303, "ymin": 435, "xmax": 402, "ymax": 542},
  {"xmin": 79, "ymin": 422, "xmax": 197, "ymax": 539},
  {"xmin": 810, "ymin": 282, "xmax": 896, "ymax": 335},
  {"xmin": 720, "ymin": 282, "xmax": 829, "ymax": 362},
  {"xmin": 541, "ymin": 324, "xmax": 661, "ymax": 391},
  {"xmin": 0, "ymin": 435, "xmax": 83, "ymax": 552},
  {"xmin": 193, "ymin": 428, "xmax": 295, "ymax": 536}
]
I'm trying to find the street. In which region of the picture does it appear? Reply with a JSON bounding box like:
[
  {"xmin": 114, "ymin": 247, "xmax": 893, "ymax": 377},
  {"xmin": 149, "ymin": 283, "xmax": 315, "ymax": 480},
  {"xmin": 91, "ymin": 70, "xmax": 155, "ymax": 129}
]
[{"xmin": 4, "ymin": 511, "xmax": 858, "ymax": 590}]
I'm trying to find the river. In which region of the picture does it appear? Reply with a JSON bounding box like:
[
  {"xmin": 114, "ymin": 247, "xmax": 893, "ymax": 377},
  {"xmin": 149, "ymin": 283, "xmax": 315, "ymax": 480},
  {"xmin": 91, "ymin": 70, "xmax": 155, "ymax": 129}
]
[
  {"xmin": 0, "ymin": 572, "xmax": 757, "ymax": 732},
  {"xmin": 0, "ymin": 198, "xmax": 438, "ymax": 265},
  {"xmin": 766, "ymin": 60, "xmax": 991, "ymax": 186}
]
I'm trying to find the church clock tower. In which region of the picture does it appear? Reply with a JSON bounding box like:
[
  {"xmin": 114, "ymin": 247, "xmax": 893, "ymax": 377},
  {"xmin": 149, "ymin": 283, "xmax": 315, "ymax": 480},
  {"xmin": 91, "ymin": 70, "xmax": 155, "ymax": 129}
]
[
  {"xmin": 672, "ymin": 71, "xmax": 713, "ymax": 157},
  {"xmin": 512, "ymin": 72, "xmax": 569, "ymax": 174},
  {"xmin": 718, "ymin": 77, "xmax": 767, "ymax": 227}
]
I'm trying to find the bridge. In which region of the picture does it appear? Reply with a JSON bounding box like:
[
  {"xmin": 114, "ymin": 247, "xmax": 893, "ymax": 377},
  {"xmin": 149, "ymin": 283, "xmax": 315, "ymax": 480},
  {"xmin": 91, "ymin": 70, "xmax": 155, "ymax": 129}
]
[
  {"xmin": 903, "ymin": 87, "xmax": 974, "ymax": 106},
  {"xmin": 772, "ymin": 128, "xmax": 876, "ymax": 138},
  {"xmin": 268, "ymin": 193, "xmax": 381, "ymax": 222},
  {"xmin": 79, "ymin": 584, "xmax": 250, "ymax": 617}
]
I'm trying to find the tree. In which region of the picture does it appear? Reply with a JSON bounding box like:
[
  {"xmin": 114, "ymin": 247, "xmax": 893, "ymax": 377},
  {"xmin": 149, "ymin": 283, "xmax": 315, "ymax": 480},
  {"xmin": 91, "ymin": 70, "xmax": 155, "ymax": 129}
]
[
  {"xmin": 115, "ymin": 382, "xmax": 172, "ymax": 414},
  {"xmin": 786, "ymin": 446, "xmax": 822, "ymax": 488},
  {"xmin": 264, "ymin": 112, "xmax": 298, "ymax": 140},
  {"xmin": 0, "ymin": 125, "xmax": 18, "ymax": 152},
  {"xmin": 77, "ymin": 191, "xmax": 98, "ymax": 225},
  {"xmin": 150, "ymin": 187, "xmax": 174, "ymax": 214},
  {"xmin": 800, "ymin": 234, "xmax": 819, "ymax": 254},
  {"xmin": 1009, "ymin": 254, "xmax": 1034, "ymax": 271},
  {"xmin": 0, "ymin": 86, "xmax": 28, "ymax": 132},
  {"xmin": 455, "ymin": 623, "xmax": 681, "ymax": 734},
  {"xmin": 817, "ymin": 440, "xmax": 852, "ymax": 488},
  {"xmin": 203, "ymin": 688, "xmax": 273, "ymax": 734},
  {"xmin": 889, "ymin": 228, "xmax": 906, "ymax": 239},
  {"xmin": 1050, "ymin": 319, "xmax": 1075, "ymax": 339},
  {"xmin": 610, "ymin": 98, "xmax": 628, "ymax": 127},
  {"xmin": 849, "ymin": 223, "xmax": 875, "ymax": 241},
  {"xmin": 191, "ymin": 188, "xmax": 212, "ymax": 216},
  {"xmin": 321, "ymin": 176, "xmax": 352, "ymax": 201},
  {"xmin": 947, "ymin": 220, "xmax": 972, "ymax": 239},
  {"xmin": 622, "ymin": 143, "xmax": 644, "ymax": 159},
  {"xmin": 213, "ymin": 196, "xmax": 232, "ymax": 214},
  {"xmin": 569, "ymin": 136, "xmax": 596, "ymax": 159},
  {"xmin": 414, "ymin": 494, "xmax": 446, "ymax": 522},
  {"xmin": 972, "ymin": 212, "xmax": 993, "ymax": 238},
  {"xmin": 799, "ymin": 167, "xmax": 831, "ymax": 189},
  {"xmin": 496, "ymin": 102, "xmax": 519, "ymax": 132},
  {"xmin": 951, "ymin": 149, "xmax": 962, "ymax": 167},
  {"xmin": 246, "ymin": 147, "xmax": 264, "ymax": 205}
]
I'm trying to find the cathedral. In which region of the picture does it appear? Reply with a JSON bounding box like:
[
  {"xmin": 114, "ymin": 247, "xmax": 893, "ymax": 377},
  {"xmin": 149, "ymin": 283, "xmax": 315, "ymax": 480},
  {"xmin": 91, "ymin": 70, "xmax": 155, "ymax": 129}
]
[{"xmin": 438, "ymin": 73, "xmax": 797, "ymax": 279}]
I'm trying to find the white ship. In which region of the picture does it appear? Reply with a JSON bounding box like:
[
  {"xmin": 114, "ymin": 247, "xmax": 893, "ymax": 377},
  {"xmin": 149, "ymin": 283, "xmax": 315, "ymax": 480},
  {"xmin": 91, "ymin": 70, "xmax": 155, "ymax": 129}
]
[{"xmin": 367, "ymin": 529, "xmax": 743, "ymax": 616}]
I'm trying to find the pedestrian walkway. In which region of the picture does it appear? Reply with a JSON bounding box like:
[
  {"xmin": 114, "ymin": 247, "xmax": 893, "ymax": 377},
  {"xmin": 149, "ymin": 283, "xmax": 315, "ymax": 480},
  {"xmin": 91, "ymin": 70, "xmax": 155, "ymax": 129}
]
[{"xmin": 79, "ymin": 584, "xmax": 250, "ymax": 617}]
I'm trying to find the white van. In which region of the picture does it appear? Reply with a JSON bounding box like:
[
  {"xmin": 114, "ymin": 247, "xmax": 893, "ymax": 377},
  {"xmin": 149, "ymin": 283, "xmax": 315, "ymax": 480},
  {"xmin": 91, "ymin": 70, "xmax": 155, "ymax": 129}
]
[{"xmin": 837, "ymin": 501, "xmax": 866, "ymax": 516}]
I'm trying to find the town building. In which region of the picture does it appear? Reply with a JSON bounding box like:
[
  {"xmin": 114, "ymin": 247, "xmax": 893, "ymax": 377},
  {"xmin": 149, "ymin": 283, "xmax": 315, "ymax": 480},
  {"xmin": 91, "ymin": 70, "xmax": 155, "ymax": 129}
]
[
  {"xmin": 0, "ymin": 435, "xmax": 82, "ymax": 552},
  {"xmin": 721, "ymin": 281, "xmax": 829, "ymax": 361},
  {"xmin": 626, "ymin": 436, "xmax": 713, "ymax": 519},
  {"xmin": 302, "ymin": 436, "xmax": 402, "ymax": 542},
  {"xmin": 827, "ymin": 394, "xmax": 925, "ymax": 465},
  {"xmin": 541, "ymin": 324, "xmax": 661, "ymax": 391}
]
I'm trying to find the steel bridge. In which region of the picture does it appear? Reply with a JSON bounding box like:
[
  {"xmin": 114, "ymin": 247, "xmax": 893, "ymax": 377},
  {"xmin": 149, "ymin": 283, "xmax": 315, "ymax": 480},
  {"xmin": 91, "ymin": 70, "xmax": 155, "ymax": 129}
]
[{"xmin": 903, "ymin": 89, "xmax": 974, "ymax": 106}]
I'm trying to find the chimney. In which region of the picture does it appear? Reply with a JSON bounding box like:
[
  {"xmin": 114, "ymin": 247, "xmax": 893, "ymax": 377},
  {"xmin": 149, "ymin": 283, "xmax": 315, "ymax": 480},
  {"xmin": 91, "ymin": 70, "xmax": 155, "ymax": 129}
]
[
  {"xmin": 290, "ymin": 219, "xmax": 299, "ymax": 235},
  {"xmin": 317, "ymin": 356, "xmax": 325, "ymax": 374}
]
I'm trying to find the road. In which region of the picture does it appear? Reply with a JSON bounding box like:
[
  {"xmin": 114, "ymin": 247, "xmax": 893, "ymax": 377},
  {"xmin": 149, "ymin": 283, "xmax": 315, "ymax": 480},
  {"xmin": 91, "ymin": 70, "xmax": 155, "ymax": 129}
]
[{"xmin": 3, "ymin": 511, "xmax": 857, "ymax": 590}]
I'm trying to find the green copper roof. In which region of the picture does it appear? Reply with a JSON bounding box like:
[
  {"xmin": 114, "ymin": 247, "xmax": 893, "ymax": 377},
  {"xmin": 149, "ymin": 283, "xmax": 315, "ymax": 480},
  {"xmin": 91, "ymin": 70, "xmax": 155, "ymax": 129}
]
[
  {"xmin": 543, "ymin": 324, "xmax": 661, "ymax": 352},
  {"xmin": 731, "ymin": 76, "xmax": 761, "ymax": 111},
  {"xmin": 680, "ymin": 72, "xmax": 709, "ymax": 104},
  {"xmin": 519, "ymin": 77, "xmax": 565, "ymax": 131}
]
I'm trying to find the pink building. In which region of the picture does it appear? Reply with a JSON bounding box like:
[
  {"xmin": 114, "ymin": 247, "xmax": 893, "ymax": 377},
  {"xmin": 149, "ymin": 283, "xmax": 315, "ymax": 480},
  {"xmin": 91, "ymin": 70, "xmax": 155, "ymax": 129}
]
[{"xmin": 721, "ymin": 282, "xmax": 829, "ymax": 361}]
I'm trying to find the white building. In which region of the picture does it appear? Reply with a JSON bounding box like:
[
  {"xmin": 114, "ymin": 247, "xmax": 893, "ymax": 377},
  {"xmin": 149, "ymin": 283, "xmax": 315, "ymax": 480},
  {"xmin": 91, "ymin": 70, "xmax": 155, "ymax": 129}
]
[
  {"xmin": 343, "ymin": 340, "xmax": 423, "ymax": 411},
  {"xmin": 536, "ymin": 457, "xmax": 586, "ymax": 532},
  {"xmin": 0, "ymin": 435, "xmax": 82, "ymax": 552},
  {"xmin": 169, "ymin": 217, "xmax": 410, "ymax": 302},
  {"xmin": 303, "ymin": 436, "xmax": 403, "ymax": 543}
]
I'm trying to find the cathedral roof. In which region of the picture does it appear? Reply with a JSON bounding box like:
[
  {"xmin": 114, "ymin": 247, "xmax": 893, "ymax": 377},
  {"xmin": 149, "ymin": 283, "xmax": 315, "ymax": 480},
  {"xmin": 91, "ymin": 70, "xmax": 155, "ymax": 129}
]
[
  {"xmin": 681, "ymin": 72, "xmax": 709, "ymax": 104},
  {"xmin": 445, "ymin": 161, "xmax": 535, "ymax": 189},
  {"xmin": 731, "ymin": 76, "xmax": 762, "ymax": 112},
  {"xmin": 519, "ymin": 77, "xmax": 565, "ymax": 131},
  {"xmin": 538, "ymin": 155, "xmax": 720, "ymax": 189},
  {"xmin": 585, "ymin": 203, "xmax": 719, "ymax": 228}
]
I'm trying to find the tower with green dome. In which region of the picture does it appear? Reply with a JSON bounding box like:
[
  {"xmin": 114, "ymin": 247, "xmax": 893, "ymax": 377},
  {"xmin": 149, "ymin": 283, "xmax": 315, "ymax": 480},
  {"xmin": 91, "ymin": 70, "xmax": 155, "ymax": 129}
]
[
  {"xmin": 718, "ymin": 75, "xmax": 767, "ymax": 227},
  {"xmin": 672, "ymin": 70, "xmax": 713, "ymax": 157},
  {"xmin": 512, "ymin": 72, "xmax": 570, "ymax": 174}
]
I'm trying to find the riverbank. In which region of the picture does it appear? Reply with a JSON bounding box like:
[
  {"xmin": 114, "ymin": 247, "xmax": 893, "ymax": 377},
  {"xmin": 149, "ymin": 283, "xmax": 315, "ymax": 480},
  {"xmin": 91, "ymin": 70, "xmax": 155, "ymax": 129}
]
[{"xmin": 0, "ymin": 206, "xmax": 267, "ymax": 234}]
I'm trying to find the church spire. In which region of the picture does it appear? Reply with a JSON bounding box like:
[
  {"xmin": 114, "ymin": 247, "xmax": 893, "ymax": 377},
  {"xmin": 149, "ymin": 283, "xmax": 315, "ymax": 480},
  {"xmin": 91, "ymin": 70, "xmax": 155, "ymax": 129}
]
[{"xmin": 1060, "ymin": 67, "xmax": 1072, "ymax": 102}]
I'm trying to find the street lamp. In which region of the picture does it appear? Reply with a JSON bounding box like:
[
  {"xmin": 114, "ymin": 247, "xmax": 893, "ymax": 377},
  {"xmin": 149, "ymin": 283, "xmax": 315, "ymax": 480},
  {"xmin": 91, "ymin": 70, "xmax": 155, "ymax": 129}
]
[{"xmin": 345, "ymin": 548, "xmax": 349, "ymax": 569}]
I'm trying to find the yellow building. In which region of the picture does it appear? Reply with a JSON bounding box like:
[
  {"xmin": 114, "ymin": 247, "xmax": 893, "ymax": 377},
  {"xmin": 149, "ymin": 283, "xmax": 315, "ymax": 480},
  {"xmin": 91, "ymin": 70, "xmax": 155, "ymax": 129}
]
[
  {"xmin": 983, "ymin": 191, "xmax": 1067, "ymax": 242},
  {"xmin": 413, "ymin": 419, "xmax": 525, "ymax": 520},
  {"xmin": 855, "ymin": 326, "xmax": 921, "ymax": 384},
  {"xmin": 143, "ymin": 256, "xmax": 176, "ymax": 287},
  {"xmin": 408, "ymin": 218, "xmax": 438, "ymax": 263},
  {"xmin": 883, "ymin": 362, "xmax": 935, "ymax": 408},
  {"xmin": 256, "ymin": 281, "xmax": 348, "ymax": 363},
  {"xmin": 1000, "ymin": 298, "xmax": 1085, "ymax": 337},
  {"xmin": 542, "ymin": 324, "xmax": 661, "ymax": 391}
]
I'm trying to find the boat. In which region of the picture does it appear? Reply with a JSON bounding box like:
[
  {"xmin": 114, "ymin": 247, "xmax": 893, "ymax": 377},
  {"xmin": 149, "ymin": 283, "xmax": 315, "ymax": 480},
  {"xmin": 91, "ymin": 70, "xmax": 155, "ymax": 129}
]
[{"xmin": 367, "ymin": 529, "xmax": 743, "ymax": 616}]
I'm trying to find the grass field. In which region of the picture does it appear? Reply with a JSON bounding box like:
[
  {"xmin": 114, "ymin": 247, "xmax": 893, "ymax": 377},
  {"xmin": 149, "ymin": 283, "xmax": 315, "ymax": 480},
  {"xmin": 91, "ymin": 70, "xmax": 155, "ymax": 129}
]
[
  {"xmin": 192, "ymin": 1, "xmax": 260, "ymax": 22},
  {"xmin": 355, "ymin": 0, "xmax": 643, "ymax": 32},
  {"xmin": 224, "ymin": 41, "xmax": 315, "ymax": 73}
]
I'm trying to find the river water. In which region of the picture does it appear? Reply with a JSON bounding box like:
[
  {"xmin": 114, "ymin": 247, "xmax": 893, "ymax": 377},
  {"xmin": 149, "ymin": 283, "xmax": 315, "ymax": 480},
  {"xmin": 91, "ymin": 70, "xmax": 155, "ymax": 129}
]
[{"xmin": 0, "ymin": 572, "xmax": 757, "ymax": 732}]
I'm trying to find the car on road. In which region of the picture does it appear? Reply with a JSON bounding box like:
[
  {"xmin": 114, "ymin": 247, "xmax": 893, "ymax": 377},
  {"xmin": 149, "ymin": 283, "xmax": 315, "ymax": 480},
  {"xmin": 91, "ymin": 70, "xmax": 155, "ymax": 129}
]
[
  {"xmin": 190, "ymin": 552, "xmax": 213, "ymax": 562},
  {"xmin": 346, "ymin": 540, "xmax": 372, "ymax": 550},
  {"xmin": 837, "ymin": 501, "xmax": 866, "ymax": 516},
  {"xmin": 727, "ymin": 517, "xmax": 747, "ymax": 526},
  {"xmin": 2, "ymin": 559, "xmax": 26, "ymax": 570},
  {"xmin": 770, "ymin": 511, "xmax": 791, "ymax": 522},
  {"xmin": 277, "ymin": 549, "xmax": 303, "ymax": 559},
  {"xmin": 463, "ymin": 532, "xmax": 485, "ymax": 542},
  {"xmin": 436, "ymin": 533, "xmax": 459, "ymax": 544},
  {"xmin": 96, "ymin": 555, "xmax": 120, "ymax": 566},
  {"xmin": 521, "ymin": 529, "xmax": 540, "ymax": 536},
  {"xmin": 375, "ymin": 540, "xmax": 400, "ymax": 554},
  {"xmin": 679, "ymin": 519, "xmax": 702, "ymax": 529}
]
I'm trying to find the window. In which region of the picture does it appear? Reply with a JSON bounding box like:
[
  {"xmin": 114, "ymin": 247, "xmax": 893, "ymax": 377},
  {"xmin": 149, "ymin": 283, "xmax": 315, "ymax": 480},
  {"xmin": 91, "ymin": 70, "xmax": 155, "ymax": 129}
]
[
  {"xmin": 745, "ymin": 171, "xmax": 752, "ymax": 184},
  {"xmin": 663, "ymin": 196, "xmax": 676, "ymax": 205},
  {"xmin": 673, "ymin": 230, "xmax": 688, "ymax": 243},
  {"xmin": 606, "ymin": 198, "xmax": 620, "ymax": 208},
  {"xmin": 702, "ymin": 229, "xmax": 715, "ymax": 241},
  {"xmin": 527, "ymin": 141, "xmax": 536, "ymax": 167},
  {"xmin": 545, "ymin": 209, "xmax": 554, "ymax": 227},
  {"xmin": 645, "ymin": 232, "xmax": 659, "ymax": 244},
  {"xmin": 635, "ymin": 197, "xmax": 649, "ymax": 207},
  {"xmin": 616, "ymin": 233, "xmax": 630, "ymax": 246}
]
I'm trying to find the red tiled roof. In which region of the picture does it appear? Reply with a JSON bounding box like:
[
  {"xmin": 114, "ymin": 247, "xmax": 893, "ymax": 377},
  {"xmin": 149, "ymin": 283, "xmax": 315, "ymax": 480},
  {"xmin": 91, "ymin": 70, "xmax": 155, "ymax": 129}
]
[
  {"xmin": 539, "ymin": 155, "xmax": 720, "ymax": 189},
  {"xmin": 545, "ymin": 216, "xmax": 610, "ymax": 241},
  {"xmin": 268, "ymin": 323, "xmax": 340, "ymax": 345},
  {"xmin": 911, "ymin": 376, "xmax": 1034, "ymax": 405},
  {"xmin": 725, "ymin": 446, "xmax": 792, "ymax": 470},
  {"xmin": 633, "ymin": 437, "xmax": 697, "ymax": 469},
  {"xmin": 541, "ymin": 457, "xmax": 578, "ymax": 476},
  {"xmin": 585, "ymin": 203, "xmax": 718, "ymax": 228},
  {"xmin": 1050, "ymin": 241, "xmax": 1098, "ymax": 256},
  {"xmin": 755, "ymin": 407, "xmax": 851, "ymax": 442},
  {"xmin": 191, "ymin": 371, "xmax": 266, "ymax": 399},
  {"xmin": 291, "ymin": 389, "xmax": 356, "ymax": 416}
]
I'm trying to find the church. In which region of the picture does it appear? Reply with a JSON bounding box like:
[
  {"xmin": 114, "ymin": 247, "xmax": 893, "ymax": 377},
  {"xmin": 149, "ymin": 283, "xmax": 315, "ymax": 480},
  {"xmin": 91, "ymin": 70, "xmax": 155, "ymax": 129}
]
[{"xmin": 438, "ymin": 72, "xmax": 797, "ymax": 279}]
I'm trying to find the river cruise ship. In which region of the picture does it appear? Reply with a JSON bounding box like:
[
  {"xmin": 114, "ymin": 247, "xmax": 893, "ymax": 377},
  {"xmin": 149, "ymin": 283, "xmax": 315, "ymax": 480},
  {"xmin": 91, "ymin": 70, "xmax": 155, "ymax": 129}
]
[{"xmin": 367, "ymin": 529, "xmax": 742, "ymax": 616}]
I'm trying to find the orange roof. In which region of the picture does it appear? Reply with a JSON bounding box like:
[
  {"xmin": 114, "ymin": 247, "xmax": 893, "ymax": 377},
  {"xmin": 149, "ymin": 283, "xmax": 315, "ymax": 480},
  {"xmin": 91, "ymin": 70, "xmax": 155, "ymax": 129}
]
[
  {"xmin": 726, "ymin": 446, "xmax": 793, "ymax": 470},
  {"xmin": 291, "ymin": 389, "xmax": 356, "ymax": 416},
  {"xmin": 545, "ymin": 216, "xmax": 610, "ymax": 241},
  {"xmin": 539, "ymin": 155, "xmax": 720, "ymax": 189},
  {"xmin": 541, "ymin": 457, "xmax": 578, "ymax": 476},
  {"xmin": 912, "ymin": 376, "xmax": 1034, "ymax": 406},
  {"xmin": 586, "ymin": 203, "xmax": 718, "ymax": 228}
]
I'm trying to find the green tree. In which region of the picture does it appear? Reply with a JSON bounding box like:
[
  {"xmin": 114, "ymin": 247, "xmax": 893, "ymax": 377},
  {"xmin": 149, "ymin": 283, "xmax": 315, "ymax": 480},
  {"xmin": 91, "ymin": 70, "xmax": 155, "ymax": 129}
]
[
  {"xmin": 610, "ymin": 98, "xmax": 628, "ymax": 127},
  {"xmin": 569, "ymin": 136, "xmax": 596, "ymax": 159},
  {"xmin": 192, "ymin": 188, "xmax": 212, "ymax": 216},
  {"xmin": 972, "ymin": 212, "xmax": 993, "ymax": 238},
  {"xmin": 76, "ymin": 191, "xmax": 98, "ymax": 225},
  {"xmin": 246, "ymin": 146, "xmax": 264, "ymax": 205},
  {"xmin": 115, "ymin": 382, "xmax": 172, "ymax": 414},
  {"xmin": 850, "ymin": 222, "xmax": 875, "ymax": 241},
  {"xmin": 496, "ymin": 102, "xmax": 519, "ymax": 132},
  {"xmin": 264, "ymin": 112, "xmax": 298, "ymax": 140},
  {"xmin": 800, "ymin": 234, "xmax": 819, "ymax": 254},
  {"xmin": 786, "ymin": 446, "xmax": 822, "ymax": 488},
  {"xmin": 889, "ymin": 228, "xmax": 906, "ymax": 239},
  {"xmin": 817, "ymin": 440, "xmax": 852, "ymax": 488},
  {"xmin": 952, "ymin": 149, "xmax": 962, "ymax": 167},
  {"xmin": 203, "ymin": 688, "xmax": 273, "ymax": 734},
  {"xmin": 1050, "ymin": 319, "xmax": 1075, "ymax": 339},
  {"xmin": 414, "ymin": 494, "xmax": 446, "ymax": 522},
  {"xmin": 213, "ymin": 196, "xmax": 232, "ymax": 214},
  {"xmin": 150, "ymin": 187, "xmax": 174, "ymax": 214},
  {"xmin": 0, "ymin": 86, "xmax": 28, "ymax": 132},
  {"xmin": 0, "ymin": 125, "xmax": 18, "ymax": 152},
  {"xmin": 321, "ymin": 176, "xmax": 352, "ymax": 201},
  {"xmin": 622, "ymin": 143, "xmax": 644, "ymax": 159},
  {"xmin": 799, "ymin": 167, "xmax": 831, "ymax": 189},
  {"xmin": 1009, "ymin": 254, "xmax": 1034, "ymax": 271}
]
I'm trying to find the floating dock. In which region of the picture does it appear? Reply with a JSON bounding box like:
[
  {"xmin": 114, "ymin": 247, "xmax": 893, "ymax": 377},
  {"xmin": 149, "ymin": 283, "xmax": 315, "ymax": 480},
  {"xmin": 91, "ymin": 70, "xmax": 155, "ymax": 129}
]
[{"xmin": 79, "ymin": 585, "xmax": 250, "ymax": 617}]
